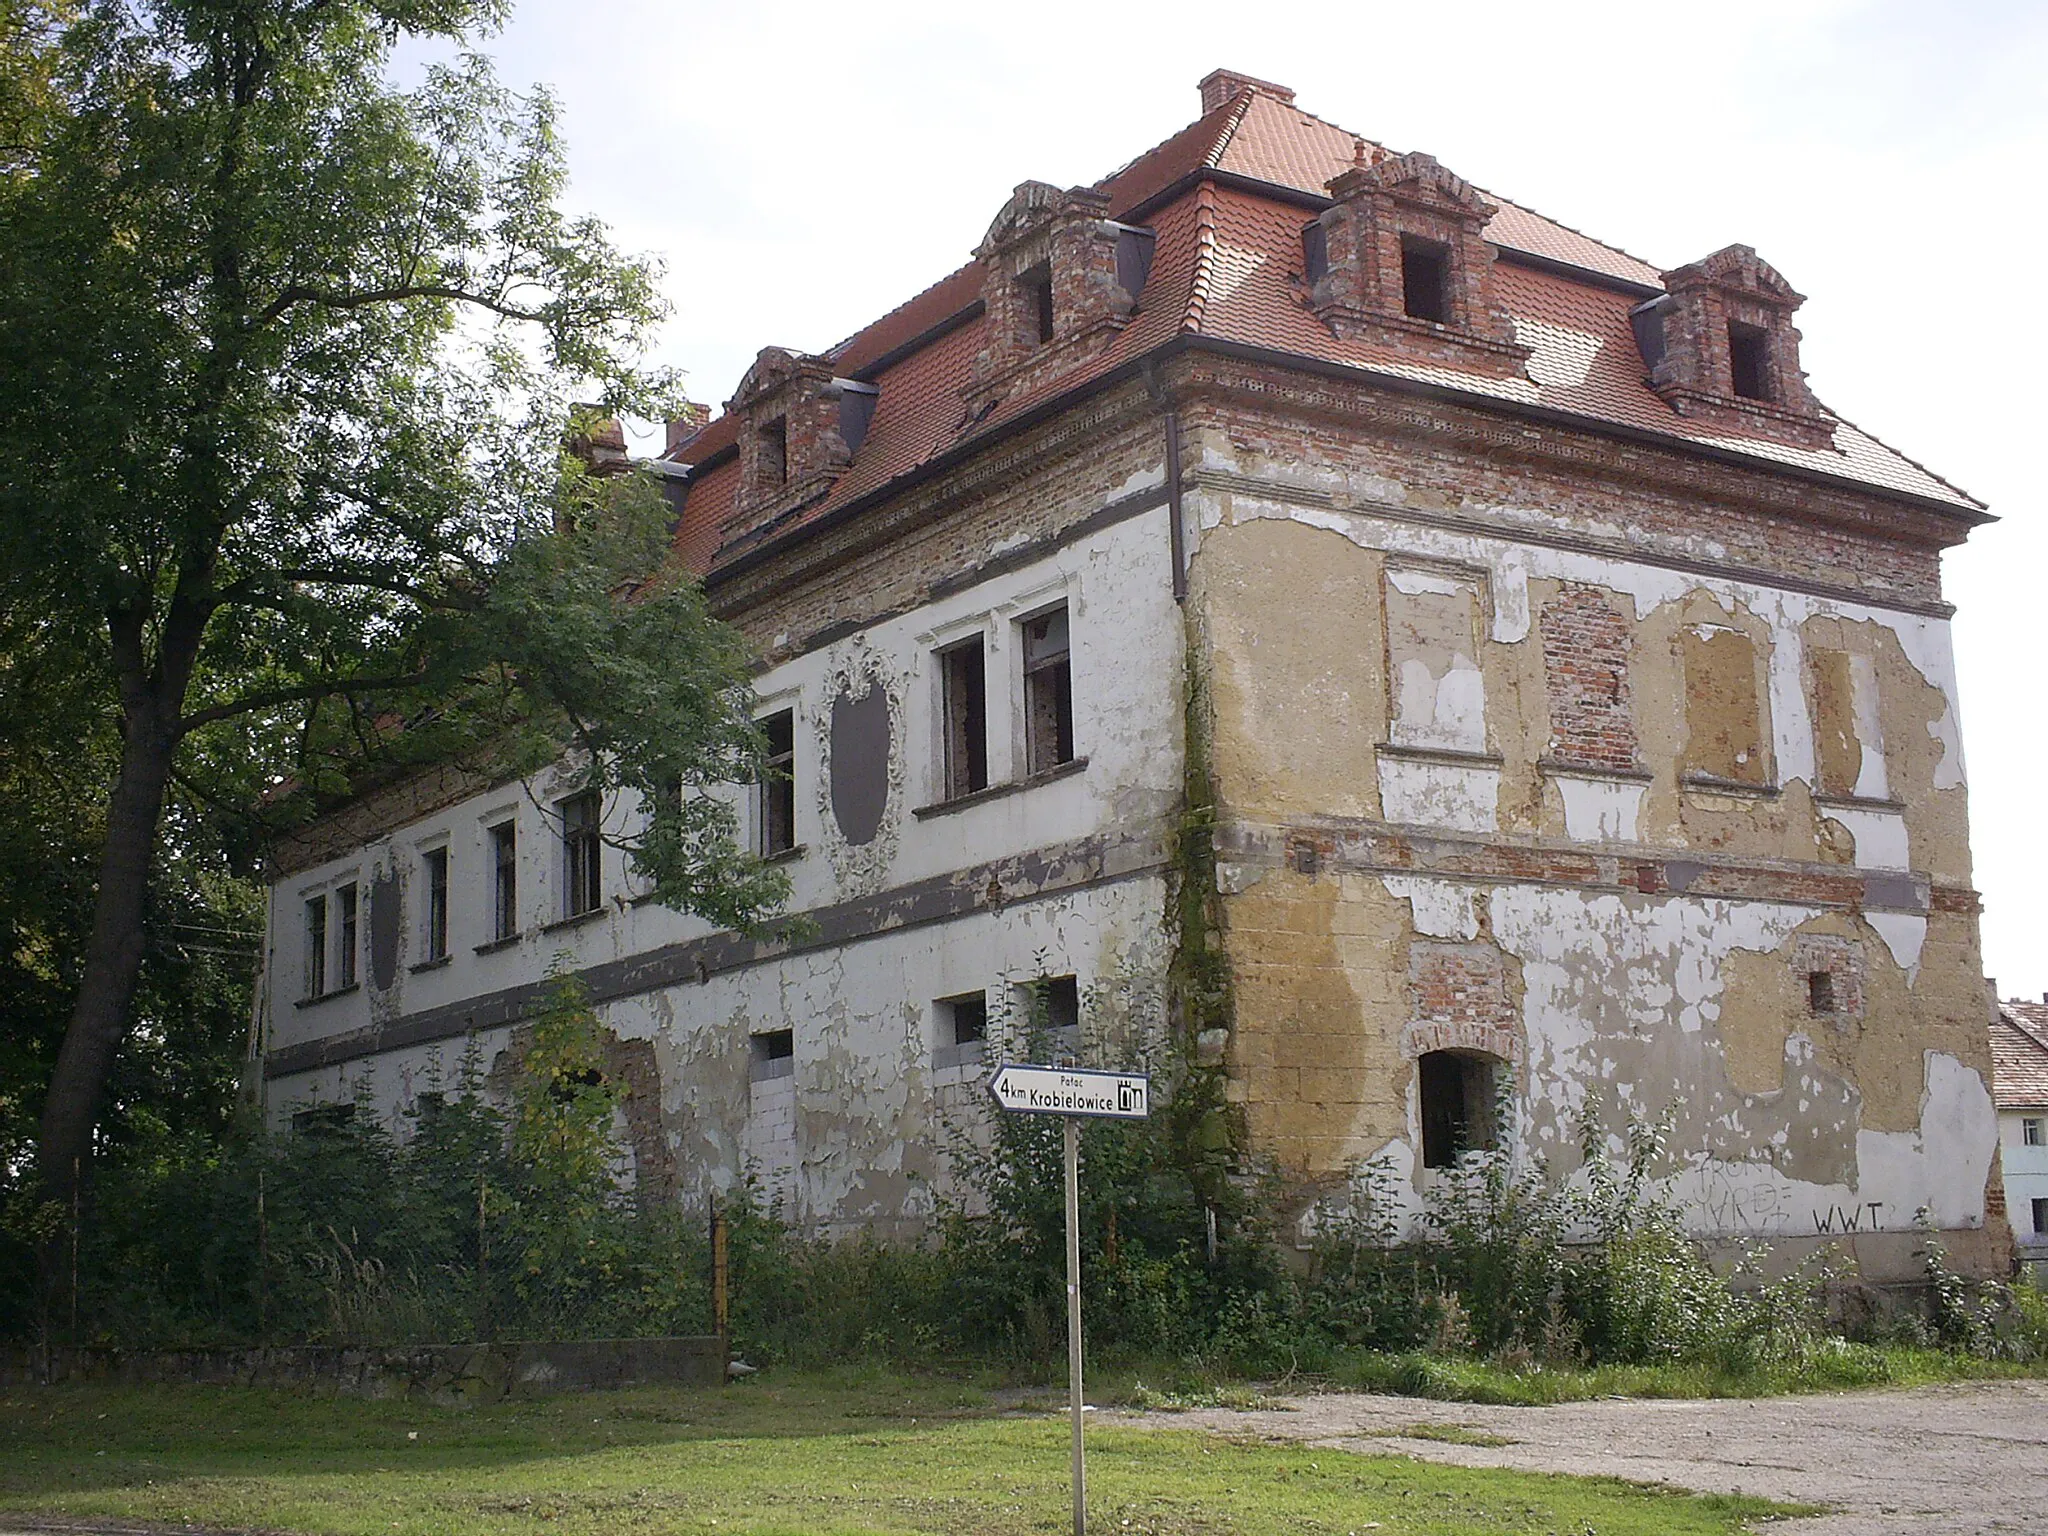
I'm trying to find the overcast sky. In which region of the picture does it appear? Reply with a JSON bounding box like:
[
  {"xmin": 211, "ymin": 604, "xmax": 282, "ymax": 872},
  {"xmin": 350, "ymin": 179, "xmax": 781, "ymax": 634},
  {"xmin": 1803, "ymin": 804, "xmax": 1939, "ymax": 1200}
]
[{"xmin": 404, "ymin": 0, "xmax": 2048, "ymax": 999}]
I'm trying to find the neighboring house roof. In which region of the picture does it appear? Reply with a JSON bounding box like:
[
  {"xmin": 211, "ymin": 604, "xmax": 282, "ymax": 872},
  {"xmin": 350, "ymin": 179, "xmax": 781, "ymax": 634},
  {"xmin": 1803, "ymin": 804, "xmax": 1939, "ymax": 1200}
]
[
  {"xmin": 665, "ymin": 79, "xmax": 1986, "ymax": 579},
  {"xmin": 1993, "ymin": 1003, "xmax": 2048, "ymax": 1110}
]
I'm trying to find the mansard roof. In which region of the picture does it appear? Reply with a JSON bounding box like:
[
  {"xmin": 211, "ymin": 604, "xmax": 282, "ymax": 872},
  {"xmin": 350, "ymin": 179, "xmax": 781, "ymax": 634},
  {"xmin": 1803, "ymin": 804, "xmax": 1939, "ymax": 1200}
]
[{"xmin": 664, "ymin": 76, "xmax": 1984, "ymax": 579}]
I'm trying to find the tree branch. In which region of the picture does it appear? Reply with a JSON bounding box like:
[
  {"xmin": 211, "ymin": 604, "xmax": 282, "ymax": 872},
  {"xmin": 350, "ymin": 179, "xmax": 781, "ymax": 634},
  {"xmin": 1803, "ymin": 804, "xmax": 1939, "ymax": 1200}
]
[
  {"xmin": 177, "ymin": 668, "xmax": 430, "ymax": 734},
  {"xmin": 257, "ymin": 281, "xmax": 546, "ymax": 327}
]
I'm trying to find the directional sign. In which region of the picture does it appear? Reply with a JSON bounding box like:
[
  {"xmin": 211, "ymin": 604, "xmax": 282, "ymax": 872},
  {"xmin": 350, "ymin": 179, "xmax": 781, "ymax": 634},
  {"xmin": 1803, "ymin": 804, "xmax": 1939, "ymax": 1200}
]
[{"xmin": 988, "ymin": 1063, "xmax": 1149, "ymax": 1121}]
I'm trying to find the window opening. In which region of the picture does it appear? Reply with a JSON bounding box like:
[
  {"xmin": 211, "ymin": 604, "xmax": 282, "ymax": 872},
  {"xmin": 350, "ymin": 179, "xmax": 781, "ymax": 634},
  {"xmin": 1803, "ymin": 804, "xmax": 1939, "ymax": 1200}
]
[
  {"xmin": 934, "ymin": 990, "xmax": 989, "ymax": 1071},
  {"xmin": 1807, "ymin": 970, "xmax": 1836, "ymax": 1017},
  {"xmin": 303, "ymin": 895, "xmax": 327, "ymax": 999},
  {"xmin": 413, "ymin": 1091, "xmax": 446, "ymax": 1124},
  {"xmin": 1022, "ymin": 605, "xmax": 1075, "ymax": 775},
  {"xmin": 2035, "ymin": 1197, "xmax": 2048, "ymax": 1236},
  {"xmin": 757, "ymin": 416, "xmax": 788, "ymax": 488},
  {"xmin": 1400, "ymin": 235, "xmax": 1450, "ymax": 324},
  {"xmin": 561, "ymin": 791, "xmax": 601, "ymax": 918},
  {"xmin": 334, "ymin": 882, "xmax": 358, "ymax": 990},
  {"xmin": 2025, "ymin": 1117, "xmax": 2046, "ymax": 1148},
  {"xmin": 1019, "ymin": 263, "xmax": 1054, "ymax": 346},
  {"xmin": 750, "ymin": 1028, "xmax": 795, "ymax": 1082},
  {"xmin": 938, "ymin": 637, "xmax": 989, "ymax": 799},
  {"xmin": 1728, "ymin": 321, "xmax": 1770, "ymax": 401},
  {"xmin": 1418, "ymin": 1050, "xmax": 1501, "ymax": 1169},
  {"xmin": 1016, "ymin": 974, "xmax": 1081, "ymax": 1059},
  {"xmin": 422, "ymin": 847, "xmax": 449, "ymax": 961},
  {"xmin": 759, "ymin": 709, "xmax": 797, "ymax": 855},
  {"xmin": 489, "ymin": 820, "xmax": 518, "ymax": 941},
  {"xmin": 1301, "ymin": 220, "xmax": 1329, "ymax": 286}
]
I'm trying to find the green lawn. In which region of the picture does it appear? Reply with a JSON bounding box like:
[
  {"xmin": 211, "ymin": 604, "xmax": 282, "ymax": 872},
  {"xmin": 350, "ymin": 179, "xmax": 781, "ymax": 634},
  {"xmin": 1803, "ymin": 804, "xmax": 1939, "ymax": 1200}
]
[{"xmin": 0, "ymin": 1372, "xmax": 1802, "ymax": 1536}]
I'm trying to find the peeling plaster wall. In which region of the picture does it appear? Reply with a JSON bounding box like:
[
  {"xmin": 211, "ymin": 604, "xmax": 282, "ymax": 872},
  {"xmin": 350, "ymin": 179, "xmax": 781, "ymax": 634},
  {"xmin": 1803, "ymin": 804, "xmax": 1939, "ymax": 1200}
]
[
  {"xmin": 257, "ymin": 503, "xmax": 1184, "ymax": 1235},
  {"xmin": 1186, "ymin": 408, "xmax": 2001, "ymax": 1278}
]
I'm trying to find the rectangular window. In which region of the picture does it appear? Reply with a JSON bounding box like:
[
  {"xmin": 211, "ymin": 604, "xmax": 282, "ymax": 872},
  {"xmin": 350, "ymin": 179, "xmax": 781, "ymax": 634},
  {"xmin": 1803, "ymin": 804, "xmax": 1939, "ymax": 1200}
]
[
  {"xmin": 1019, "ymin": 263, "xmax": 1054, "ymax": 346},
  {"xmin": 1682, "ymin": 626, "xmax": 1769, "ymax": 786},
  {"xmin": 1400, "ymin": 235, "xmax": 1450, "ymax": 323},
  {"xmin": 1807, "ymin": 970, "xmax": 1836, "ymax": 1017},
  {"xmin": 758, "ymin": 709, "xmax": 796, "ymax": 855},
  {"xmin": 934, "ymin": 990, "xmax": 988, "ymax": 1071},
  {"xmin": 334, "ymin": 882, "xmax": 358, "ymax": 990},
  {"xmin": 757, "ymin": 417, "xmax": 788, "ymax": 488},
  {"xmin": 938, "ymin": 637, "xmax": 989, "ymax": 800},
  {"xmin": 2034, "ymin": 1197, "xmax": 2048, "ymax": 1236},
  {"xmin": 1728, "ymin": 321, "xmax": 1770, "ymax": 401},
  {"xmin": 303, "ymin": 895, "xmax": 327, "ymax": 999},
  {"xmin": 560, "ymin": 791, "xmax": 601, "ymax": 918},
  {"xmin": 750, "ymin": 1028, "xmax": 795, "ymax": 1083},
  {"xmin": 1022, "ymin": 606, "xmax": 1075, "ymax": 775},
  {"xmin": 2025, "ymin": 1117, "xmax": 2046, "ymax": 1148},
  {"xmin": 1015, "ymin": 974, "xmax": 1080, "ymax": 1059},
  {"xmin": 489, "ymin": 820, "xmax": 518, "ymax": 942},
  {"xmin": 291, "ymin": 1103, "xmax": 355, "ymax": 1136},
  {"xmin": 422, "ymin": 847, "xmax": 449, "ymax": 962}
]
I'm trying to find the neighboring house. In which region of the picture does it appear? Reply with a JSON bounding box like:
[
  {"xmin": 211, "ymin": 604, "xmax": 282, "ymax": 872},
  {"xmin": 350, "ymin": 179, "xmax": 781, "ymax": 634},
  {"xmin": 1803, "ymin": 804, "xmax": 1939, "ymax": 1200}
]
[
  {"xmin": 1993, "ymin": 1001, "xmax": 2048, "ymax": 1270},
  {"xmin": 254, "ymin": 70, "xmax": 2009, "ymax": 1278}
]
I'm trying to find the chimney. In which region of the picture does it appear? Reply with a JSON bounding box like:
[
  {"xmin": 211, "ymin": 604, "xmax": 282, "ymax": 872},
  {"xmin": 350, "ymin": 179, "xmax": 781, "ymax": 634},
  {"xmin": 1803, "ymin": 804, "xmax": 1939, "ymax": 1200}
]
[
  {"xmin": 567, "ymin": 405, "xmax": 630, "ymax": 476},
  {"xmin": 665, "ymin": 402, "xmax": 710, "ymax": 453},
  {"xmin": 1198, "ymin": 69, "xmax": 1294, "ymax": 115}
]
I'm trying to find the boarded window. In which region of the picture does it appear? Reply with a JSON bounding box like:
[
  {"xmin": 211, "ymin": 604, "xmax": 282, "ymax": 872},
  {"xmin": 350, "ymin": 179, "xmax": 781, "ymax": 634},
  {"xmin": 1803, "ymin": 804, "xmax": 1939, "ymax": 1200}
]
[
  {"xmin": 938, "ymin": 638, "xmax": 989, "ymax": 800},
  {"xmin": 1681, "ymin": 627, "xmax": 1768, "ymax": 785},
  {"xmin": 1022, "ymin": 606, "xmax": 1075, "ymax": 774},
  {"xmin": 758, "ymin": 709, "xmax": 796, "ymax": 854},
  {"xmin": 1418, "ymin": 1051, "xmax": 1500, "ymax": 1169},
  {"xmin": 488, "ymin": 820, "xmax": 518, "ymax": 941},
  {"xmin": 1808, "ymin": 648, "xmax": 1885, "ymax": 799},
  {"xmin": 1384, "ymin": 569, "xmax": 1486, "ymax": 753},
  {"xmin": 828, "ymin": 684, "xmax": 891, "ymax": 847}
]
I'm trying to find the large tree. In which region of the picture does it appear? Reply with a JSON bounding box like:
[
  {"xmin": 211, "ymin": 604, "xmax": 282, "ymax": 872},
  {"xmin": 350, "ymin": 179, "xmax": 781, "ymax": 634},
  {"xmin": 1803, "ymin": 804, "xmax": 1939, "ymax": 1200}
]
[{"xmin": 0, "ymin": 0, "xmax": 782, "ymax": 1213}]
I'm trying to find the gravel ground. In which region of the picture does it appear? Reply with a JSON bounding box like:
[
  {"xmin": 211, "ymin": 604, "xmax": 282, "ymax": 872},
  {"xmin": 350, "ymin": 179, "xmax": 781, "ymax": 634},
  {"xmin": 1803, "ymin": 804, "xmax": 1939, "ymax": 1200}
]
[{"xmin": 1103, "ymin": 1378, "xmax": 2048, "ymax": 1534}]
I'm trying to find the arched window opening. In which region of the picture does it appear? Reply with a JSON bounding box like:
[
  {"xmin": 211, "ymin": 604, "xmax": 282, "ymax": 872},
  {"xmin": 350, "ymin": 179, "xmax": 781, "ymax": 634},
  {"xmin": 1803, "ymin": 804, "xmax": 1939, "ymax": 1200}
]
[{"xmin": 1419, "ymin": 1050, "xmax": 1503, "ymax": 1169}]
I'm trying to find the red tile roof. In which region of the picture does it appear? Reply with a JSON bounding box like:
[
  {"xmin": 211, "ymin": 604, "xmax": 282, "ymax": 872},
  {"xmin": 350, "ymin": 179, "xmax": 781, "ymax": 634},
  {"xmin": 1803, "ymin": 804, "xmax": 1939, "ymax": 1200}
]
[
  {"xmin": 665, "ymin": 81, "xmax": 1984, "ymax": 578},
  {"xmin": 1994, "ymin": 1005, "xmax": 2048, "ymax": 1110}
]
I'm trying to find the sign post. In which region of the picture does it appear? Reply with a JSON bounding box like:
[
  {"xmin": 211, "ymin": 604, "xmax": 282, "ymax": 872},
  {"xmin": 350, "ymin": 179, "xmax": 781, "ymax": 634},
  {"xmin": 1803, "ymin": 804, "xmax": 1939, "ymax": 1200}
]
[{"xmin": 987, "ymin": 1063, "xmax": 1150, "ymax": 1536}]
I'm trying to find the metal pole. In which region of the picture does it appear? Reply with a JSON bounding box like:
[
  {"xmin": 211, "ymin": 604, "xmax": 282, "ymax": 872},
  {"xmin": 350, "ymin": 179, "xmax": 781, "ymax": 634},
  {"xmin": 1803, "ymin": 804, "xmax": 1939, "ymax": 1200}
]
[{"xmin": 1064, "ymin": 1115, "xmax": 1085, "ymax": 1536}]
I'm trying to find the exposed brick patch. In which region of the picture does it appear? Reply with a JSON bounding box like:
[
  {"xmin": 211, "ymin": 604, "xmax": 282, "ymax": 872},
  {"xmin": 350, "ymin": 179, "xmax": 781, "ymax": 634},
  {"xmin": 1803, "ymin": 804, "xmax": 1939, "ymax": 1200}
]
[
  {"xmin": 1792, "ymin": 934, "xmax": 1866, "ymax": 1027},
  {"xmin": 1540, "ymin": 584, "xmax": 1639, "ymax": 771},
  {"xmin": 1404, "ymin": 940, "xmax": 1520, "ymax": 1063}
]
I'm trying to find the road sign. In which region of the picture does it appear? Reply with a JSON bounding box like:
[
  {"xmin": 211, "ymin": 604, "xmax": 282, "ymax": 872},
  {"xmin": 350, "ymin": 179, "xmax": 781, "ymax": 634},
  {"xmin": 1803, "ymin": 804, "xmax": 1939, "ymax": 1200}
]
[
  {"xmin": 986, "ymin": 1063, "xmax": 1149, "ymax": 1121},
  {"xmin": 985, "ymin": 1061, "xmax": 1151, "ymax": 1536}
]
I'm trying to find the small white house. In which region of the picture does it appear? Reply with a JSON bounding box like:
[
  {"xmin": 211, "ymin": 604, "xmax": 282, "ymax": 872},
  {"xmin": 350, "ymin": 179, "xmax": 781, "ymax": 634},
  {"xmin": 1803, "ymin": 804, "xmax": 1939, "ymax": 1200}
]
[{"xmin": 1993, "ymin": 1001, "xmax": 2048, "ymax": 1272}]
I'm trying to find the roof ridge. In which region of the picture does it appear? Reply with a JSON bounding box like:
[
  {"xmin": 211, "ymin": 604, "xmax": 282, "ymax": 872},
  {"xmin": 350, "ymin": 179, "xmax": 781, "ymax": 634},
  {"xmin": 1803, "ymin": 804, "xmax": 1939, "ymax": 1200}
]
[
  {"xmin": 1093, "ymin": 96, "xmax": 1243, "ymax": 202},
  {"xmin": 1181, "ymin": 180, "xmax": 1220, "ymax": 334},
  {"xmin": 1205, "ymin": 89, "xmax": 1257, "ymax": 170},
  {"xmin": 1821, "ymin": 407, "xmax": 1989, "ymax": 512}
]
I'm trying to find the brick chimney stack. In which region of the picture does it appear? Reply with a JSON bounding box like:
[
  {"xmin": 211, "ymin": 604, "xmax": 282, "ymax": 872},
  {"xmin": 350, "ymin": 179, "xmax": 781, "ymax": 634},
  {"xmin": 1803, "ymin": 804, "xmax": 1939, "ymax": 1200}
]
[
  {"xmin": 665, "ymin": 402, "xmax": 710, "ymax": 453},
  {"xmin": 1198, "ymin": 69, "xmax": 1294, "ymax": 114}
]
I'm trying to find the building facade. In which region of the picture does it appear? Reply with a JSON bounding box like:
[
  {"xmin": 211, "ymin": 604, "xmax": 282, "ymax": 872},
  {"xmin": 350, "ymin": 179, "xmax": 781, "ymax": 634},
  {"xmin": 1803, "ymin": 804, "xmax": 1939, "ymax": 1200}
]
[
  {"xmin": 1993, "ymin": 1001, "xmax": 2048, "ymax": 1273},
  {"xmin": 256, "ymin": 71, "xmax": 2009, "ymax": 1277}
]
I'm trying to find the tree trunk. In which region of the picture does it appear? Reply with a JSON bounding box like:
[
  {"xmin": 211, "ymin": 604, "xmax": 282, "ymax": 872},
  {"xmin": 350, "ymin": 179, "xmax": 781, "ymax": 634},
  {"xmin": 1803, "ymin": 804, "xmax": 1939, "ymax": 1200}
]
[{"xmin": 34, "ymin": 683, "xmax": 180, "ymax": 1211}]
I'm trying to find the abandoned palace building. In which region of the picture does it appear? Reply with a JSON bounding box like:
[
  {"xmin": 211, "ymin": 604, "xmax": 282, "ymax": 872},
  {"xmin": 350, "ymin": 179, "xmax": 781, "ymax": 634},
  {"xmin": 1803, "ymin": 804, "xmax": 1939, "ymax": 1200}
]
[{"xmin": 254, "ymin": 71, "xmax": 2010, "ymax": 1278}]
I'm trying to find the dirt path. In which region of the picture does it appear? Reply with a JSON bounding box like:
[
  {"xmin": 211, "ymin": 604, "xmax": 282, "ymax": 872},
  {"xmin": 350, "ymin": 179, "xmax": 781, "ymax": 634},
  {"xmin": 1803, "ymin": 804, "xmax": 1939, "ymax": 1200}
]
[{"xmin": 1103, "ymin": 1378, "xmax": 2048, "ymax": 1534}]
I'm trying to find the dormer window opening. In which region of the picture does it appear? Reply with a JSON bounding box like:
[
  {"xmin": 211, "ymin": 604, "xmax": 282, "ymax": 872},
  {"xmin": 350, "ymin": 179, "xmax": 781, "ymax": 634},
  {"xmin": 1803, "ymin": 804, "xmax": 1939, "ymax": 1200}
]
[
  {"xmin": 1400, "ymin": 235, "xmax": 1450, "ymax": 323},
  {"xmin": 757, "ymin": 416, "xmax": 788, "ymax": 488},
  {"xmin": 1019, "ymin": 263, "xmax": 1055, "ymax": 346},
  {"xmin": 1301, "ymin": 220, "xmax": 1329, "ymax": 286},
  {"xmin": 835, "ymin": 380, "xmax": 879, "ymax": 457},
  {"xmin": 1728, "ymin": 321, "xmax": 1770, "ymax": 401}
]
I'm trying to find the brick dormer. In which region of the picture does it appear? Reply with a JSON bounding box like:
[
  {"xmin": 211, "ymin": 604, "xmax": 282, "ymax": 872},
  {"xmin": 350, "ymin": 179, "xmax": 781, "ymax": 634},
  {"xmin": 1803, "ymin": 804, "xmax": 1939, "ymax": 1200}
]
[
  {"xmin": 1307, "ymin": 147, "xmax": 1529, "ymax": 378},
  {"xmin": 1635, "ymin": 245, "xmax": 1831, "ymax": 450},
  {"xmin": 966, "ymin": 181, "xmax": 1151, "ymax": 416},
  {"xmin": 725, "ymin": 347, "xmax": 851, "ymax": 539}
]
